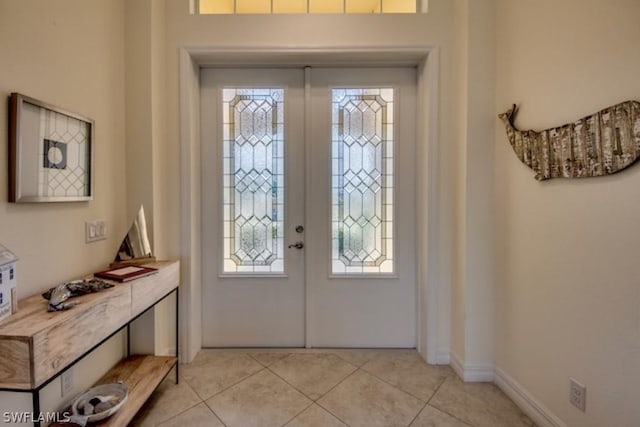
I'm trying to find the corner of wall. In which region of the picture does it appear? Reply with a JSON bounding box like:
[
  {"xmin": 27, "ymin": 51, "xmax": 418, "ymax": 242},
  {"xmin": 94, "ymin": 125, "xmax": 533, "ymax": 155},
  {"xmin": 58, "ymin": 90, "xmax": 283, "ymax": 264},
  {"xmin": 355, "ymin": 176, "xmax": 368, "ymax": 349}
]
[{"xmin": 450, "ymin": 351, "xmax": 495, "ymax": 382}]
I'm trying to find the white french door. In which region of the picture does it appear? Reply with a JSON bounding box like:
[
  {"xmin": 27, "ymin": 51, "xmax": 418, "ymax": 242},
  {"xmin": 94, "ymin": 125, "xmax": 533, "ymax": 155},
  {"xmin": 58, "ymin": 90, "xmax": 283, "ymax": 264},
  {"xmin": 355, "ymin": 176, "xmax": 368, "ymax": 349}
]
[{"xmin": 201, "ymin": 67, "xmax": 417, "ymax": 348}]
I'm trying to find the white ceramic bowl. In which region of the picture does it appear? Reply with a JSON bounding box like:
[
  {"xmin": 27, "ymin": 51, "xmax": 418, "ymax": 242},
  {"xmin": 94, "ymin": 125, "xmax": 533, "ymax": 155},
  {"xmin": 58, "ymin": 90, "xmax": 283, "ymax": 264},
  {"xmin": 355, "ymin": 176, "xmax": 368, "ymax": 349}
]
[{"xmin": 70, "ymin": 382, "xmax": 128, "ymax": 425}]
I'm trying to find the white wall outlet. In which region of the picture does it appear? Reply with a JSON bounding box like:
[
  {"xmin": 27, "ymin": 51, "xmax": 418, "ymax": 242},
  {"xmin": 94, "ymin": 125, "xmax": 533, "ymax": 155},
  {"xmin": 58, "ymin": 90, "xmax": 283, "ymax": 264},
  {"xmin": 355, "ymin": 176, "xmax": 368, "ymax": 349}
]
[
  {"xmin": 61, "ymin": 368, "xmax": 74, "ymax": 397},
  {"xmin": 569, "ymin": 377, "xmax": 586, "ymax": 412},
  {"xmin": 85, "ymin": 220, "xmax": 107, "ymax": 243}
]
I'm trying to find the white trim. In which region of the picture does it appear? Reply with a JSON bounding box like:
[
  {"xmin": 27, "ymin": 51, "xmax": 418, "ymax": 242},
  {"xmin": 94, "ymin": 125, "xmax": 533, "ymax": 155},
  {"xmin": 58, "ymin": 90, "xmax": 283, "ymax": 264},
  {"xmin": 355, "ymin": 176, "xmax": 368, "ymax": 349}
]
[
  {"xmin": 179, "ymin": 46, "xmax": 445, "ymax": 361},
  {"xmin": 422, "ymin": 47, "xmax": 442, "ymax": 365},
  {"xmin": 450, "ymin": 351, "xmax": 495, "ymax": 382},
  {"xmin": 435, "ymin": 347, "xmax": 451, "ymax": 365},
  {"xmin": 188, "ymin": 47, "xmax": 437, "ymax": 67},
  {"xmin": 159, "ymin": 347, "xmax": 177, "ymax": 357},
  {"xmin": 495, "ymin": 367, "xmax": 567, "ymax": 427},
  {"xmin": 179, "ymin": 49, "xmax": 203, "ymax": 364},
  {"xmin": 303, "ymin": 66, "xmax": 312, "ymax": 348}
]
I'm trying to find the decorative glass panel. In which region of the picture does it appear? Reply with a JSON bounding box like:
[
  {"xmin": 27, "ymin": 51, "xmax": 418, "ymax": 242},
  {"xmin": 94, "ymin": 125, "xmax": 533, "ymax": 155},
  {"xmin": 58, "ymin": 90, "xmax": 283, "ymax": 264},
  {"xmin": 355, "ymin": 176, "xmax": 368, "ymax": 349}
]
[
  {"xmin": 332, "ymin": 88, "xmax": 394, "ymax": 274},
  {"xmin": 222, "ymin": 88, "xmax": 285, "ymax": 273},
  {"xmin": 237, "ymin": 0, "xmax": 271, "ymax": 13},
  {"xmin": 198, "ymin": 0, "xmax": 416, "ymax": 14},
  {"xmin": 309, "ymin": 0, "xmax": 344, "ymax": 13},
  {"xmin": 345, "ymin": 0, "xmax": 381, "ymax": 14},
  {"xmin": 383, "ymin": 0, "xmax": 416, "ymax": 13},
  {"xmin": 199, "ymin": 0, "xmax": 234, "ymax": 13},
  {"xmin": 273, "ymin": 0, "xmax": 307, "ymax": 13}
]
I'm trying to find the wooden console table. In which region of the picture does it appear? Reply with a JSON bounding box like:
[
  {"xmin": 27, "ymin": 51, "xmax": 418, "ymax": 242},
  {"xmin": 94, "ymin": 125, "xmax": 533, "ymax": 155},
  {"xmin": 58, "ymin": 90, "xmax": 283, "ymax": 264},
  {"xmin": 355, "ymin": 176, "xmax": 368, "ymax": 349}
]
[{"xmin": 0, "ymin": 261, "xmax": 179, "ymax": 426}]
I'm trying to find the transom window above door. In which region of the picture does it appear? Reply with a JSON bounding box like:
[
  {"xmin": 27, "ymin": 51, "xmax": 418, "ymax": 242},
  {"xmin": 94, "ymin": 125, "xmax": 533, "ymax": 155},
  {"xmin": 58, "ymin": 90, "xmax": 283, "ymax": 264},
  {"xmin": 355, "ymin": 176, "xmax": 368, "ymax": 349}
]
[{"xmin": 197, "ymin": 0, "xmax": 419, "ymax": 14}]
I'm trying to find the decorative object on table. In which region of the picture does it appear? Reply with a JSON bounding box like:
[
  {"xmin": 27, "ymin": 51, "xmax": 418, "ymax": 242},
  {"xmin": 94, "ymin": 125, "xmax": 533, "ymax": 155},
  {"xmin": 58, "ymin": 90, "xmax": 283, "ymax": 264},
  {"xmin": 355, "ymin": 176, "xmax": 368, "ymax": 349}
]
[
  {"xmin": 94, "ymin": 265, "xmax": 158, "ymax": 283},
  {"xmin": 42, "ymin": 279, "xmax": 114, "ymax": 312},
  {"xmin": 69, "ymin": 382, "xmax": 128, "ymax": 427},
  {"xmin": 8, "ymin": 93, "xmax": 94, "ymax": 202},
  {"xmin": 0, "ymin": 244, "xmax": 18, "ymax": 322},
  {"xmin": 110, "ymin": 205, "xmax": 156, "ymax": 267},
  {"xmin": 499, "ymin": 100, "xmax": 640, "ymax": 180}
]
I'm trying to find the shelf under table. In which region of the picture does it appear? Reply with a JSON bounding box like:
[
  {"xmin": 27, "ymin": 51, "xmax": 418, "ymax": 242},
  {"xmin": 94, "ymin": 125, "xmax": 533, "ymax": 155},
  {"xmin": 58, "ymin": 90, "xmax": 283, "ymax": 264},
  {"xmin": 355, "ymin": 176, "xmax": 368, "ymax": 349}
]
[{"xmin": 67, "ymin": 355, "xmax": 178, "ymax": 426}]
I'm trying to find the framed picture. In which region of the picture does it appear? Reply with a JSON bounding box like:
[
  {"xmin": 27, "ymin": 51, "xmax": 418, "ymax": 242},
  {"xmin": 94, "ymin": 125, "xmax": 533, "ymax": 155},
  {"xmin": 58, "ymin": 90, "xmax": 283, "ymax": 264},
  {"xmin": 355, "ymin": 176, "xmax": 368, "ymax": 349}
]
[{"xmin": 8, "ymin": 93, "xmax": 94, "ymax": 202}]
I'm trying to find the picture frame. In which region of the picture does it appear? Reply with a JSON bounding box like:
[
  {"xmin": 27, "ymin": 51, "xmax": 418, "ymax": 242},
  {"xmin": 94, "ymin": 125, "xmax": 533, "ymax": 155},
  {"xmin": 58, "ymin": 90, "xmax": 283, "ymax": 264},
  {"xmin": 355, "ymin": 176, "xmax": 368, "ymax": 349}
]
[{"xmin": 8, "ymin": 93, "xmax": 94, "ymax": 202}]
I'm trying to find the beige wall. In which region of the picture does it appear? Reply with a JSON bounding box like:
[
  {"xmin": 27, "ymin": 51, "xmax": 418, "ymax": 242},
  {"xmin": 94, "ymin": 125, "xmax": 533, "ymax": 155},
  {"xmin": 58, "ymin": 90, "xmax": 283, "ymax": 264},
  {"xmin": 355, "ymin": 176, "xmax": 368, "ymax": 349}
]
[
  {"xmin": 495, "ymin": 0, "xmax": 640, "ymax": 425},
  {"xmin": 0, "ymin": 0, "xmax": 127, "ymax": 298},
  {"xmin": 0, "ymin": 0, "xmax": 127, "ymax": 422},
  {"xmin": 6, "ymin": 1, "xmax": 638, "ymax": 424}
]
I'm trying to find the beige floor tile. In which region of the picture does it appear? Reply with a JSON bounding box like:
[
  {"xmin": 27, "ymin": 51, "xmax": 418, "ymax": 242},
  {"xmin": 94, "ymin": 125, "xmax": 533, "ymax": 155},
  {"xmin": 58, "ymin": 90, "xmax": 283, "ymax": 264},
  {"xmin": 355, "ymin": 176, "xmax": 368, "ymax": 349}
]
[
  {"xmin": 429, "ymin": 376, "xmax": 533, "ymax": 427},
  {"xmin": 129, "ymin": 376, "xmax": 202, "ymax": 426},
  {"xmin": 207, "ymin": 369, "xmax": 312, "ymax": 427},
  {"xmin": 157, "ymin": 402, "xmax": 225, "ymax": 427},
  {"xmin": 318, "ymin": 370, "xmax": 425, "ymax": 427},
  {"xmin": 410, "ymin": 405, "xmax": 470, "ymax": 427},
  {"xmin": 269, "ymin": 353, "xmax": 358, "ymax": 400},
  {"xmin": 326, "ymin": 348, "xmax": 386, "ymax": 367},
  {"xmin": 249, "ymin": 351, "xmax": 292, "ymax": 367},
  {"xmin": 181, "ymin": 350, "xmax": 263, "ymax": 400},
  {"xmin": 285, "ymin": 403, "xmax": 347, "ymax": 427},
  {"xmin": 362, "ymin": 350, "xmax": 453, "ymax": 401}
]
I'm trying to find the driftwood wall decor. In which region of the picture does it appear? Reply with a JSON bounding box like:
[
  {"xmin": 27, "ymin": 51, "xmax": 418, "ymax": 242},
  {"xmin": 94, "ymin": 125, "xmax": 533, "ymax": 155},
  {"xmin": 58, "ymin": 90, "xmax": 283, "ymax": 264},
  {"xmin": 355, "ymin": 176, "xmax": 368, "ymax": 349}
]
[{"xmin": 499, "ymin": 101, "xmax": 640, "ymax": 180}]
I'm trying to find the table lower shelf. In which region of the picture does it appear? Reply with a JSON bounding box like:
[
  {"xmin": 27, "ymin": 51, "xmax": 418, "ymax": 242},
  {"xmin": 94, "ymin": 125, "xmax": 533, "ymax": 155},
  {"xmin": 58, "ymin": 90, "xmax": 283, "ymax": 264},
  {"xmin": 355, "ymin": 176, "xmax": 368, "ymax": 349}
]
[{"xmin": 86, "ymin": 355, "xmax": 177, "ymax": 426}]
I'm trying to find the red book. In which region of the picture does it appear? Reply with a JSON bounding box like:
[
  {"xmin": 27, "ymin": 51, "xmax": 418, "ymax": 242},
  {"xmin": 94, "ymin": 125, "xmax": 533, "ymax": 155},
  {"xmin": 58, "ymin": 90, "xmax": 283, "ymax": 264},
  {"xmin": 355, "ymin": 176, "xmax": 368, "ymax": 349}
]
[{"xmin": 94, "ymin": 265, "xmax": 158, "ymax": 282}]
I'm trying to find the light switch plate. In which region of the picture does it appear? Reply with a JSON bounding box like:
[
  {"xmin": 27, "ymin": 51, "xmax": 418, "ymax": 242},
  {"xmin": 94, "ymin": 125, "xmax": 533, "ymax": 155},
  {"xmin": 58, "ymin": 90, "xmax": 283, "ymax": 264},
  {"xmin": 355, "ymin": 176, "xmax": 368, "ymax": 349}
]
[{"xmin": 85, "ymin": 220, "xmax": 107, "ymax": 243}]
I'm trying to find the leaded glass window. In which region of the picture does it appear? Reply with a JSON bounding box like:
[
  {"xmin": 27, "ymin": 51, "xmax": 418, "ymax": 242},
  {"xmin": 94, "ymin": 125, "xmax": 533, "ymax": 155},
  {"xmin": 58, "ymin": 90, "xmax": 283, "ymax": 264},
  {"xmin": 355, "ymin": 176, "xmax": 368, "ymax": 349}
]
[
  {"xmin": 222, "ymin": 88, "xmax": 285, "ymax": 273},
  {"xmin": 332, "ymin": 88, "xmax": 394, "ymax": 274},
  {"xmin": 198, "ymin": 0, "xmax": 418, "ymax": 14}
]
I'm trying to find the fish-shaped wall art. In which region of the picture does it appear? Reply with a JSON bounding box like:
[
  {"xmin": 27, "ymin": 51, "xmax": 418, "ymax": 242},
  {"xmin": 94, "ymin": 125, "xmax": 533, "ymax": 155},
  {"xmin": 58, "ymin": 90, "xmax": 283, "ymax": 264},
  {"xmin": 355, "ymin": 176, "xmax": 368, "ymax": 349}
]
[{"xmin": 498, "ymin": 101, "xmax": 640, "ymax": 180}]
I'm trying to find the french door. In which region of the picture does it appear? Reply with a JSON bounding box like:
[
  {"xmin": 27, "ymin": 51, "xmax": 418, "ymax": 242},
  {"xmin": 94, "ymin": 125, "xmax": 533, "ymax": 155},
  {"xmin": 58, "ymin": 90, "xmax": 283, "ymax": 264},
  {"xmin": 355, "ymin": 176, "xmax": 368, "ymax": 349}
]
[{"xmin": 201, "ymin": 67, "xmax": 417, "ymax": 348}]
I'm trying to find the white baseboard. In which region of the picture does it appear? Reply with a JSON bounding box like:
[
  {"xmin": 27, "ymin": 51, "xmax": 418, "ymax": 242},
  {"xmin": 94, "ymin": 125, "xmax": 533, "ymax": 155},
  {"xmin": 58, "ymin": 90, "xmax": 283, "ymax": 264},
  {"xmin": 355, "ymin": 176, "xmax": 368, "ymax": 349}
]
[
  {"xmin": 435, "ymin": 348, "xmax": 451, "ymax": 365},
  {"xmin": 494, "ymin": 367, "xmax": 566, "ymax": 427},
  {"xmin": 158, "ymin": 347, "xmax": 177, "ymax": 357},
  {"xmin": 450, "ymin": 351, "xmax": 495, "ymax": 382}
]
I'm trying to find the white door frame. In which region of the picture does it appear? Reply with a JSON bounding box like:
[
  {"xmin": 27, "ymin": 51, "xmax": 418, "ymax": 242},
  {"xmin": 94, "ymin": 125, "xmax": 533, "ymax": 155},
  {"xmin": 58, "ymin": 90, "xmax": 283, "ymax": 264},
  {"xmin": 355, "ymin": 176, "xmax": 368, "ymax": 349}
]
[{"xmin": 179, "ymin": 46, "xmax": 445, "ymax": 364}]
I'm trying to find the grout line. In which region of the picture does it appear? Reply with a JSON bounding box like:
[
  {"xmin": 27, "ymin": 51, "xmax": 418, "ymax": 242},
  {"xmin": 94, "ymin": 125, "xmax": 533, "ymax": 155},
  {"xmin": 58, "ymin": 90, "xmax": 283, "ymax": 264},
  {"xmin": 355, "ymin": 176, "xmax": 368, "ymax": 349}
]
[
  {"xmin": 407, "ymin": 400, "xmax": 429, "ymax": 427},
  {"xmin": 265, "ymin": 363, "xmax": 318, "ymax": 401},
  {"xmin": 203, "ymin": 399, "xmax": 229, "ymax": 427},
  {"xmin": 425, "ymin": 374, "xmax": 449, "ymax": 405},
  {"xmin": 245, "ymin": 350, "xmax": 292, "ymax": 367},
  {"xmin": 358, "ymin": 365, "xmax": 428, "ymax": 404},
  {"xmin": 330, "ymin": 350, "xmax": 381, "ymax": 368},
  {"xmin": 155, "ymin": 400, "xmax": 206, "ymax": 426},
  {"xmin": 425, "ymin": 376, "xmax": 474, "ymax": 427},
  {"xmin": 197, "ymin": 365, "xmax": 268, "ymax": 401},
  {"xmin": 312, "ymin": 368, "xmax": 362, "ymax": 426},
  {"xmin": 314, "ymin": 364, "xmax": 360, "ymax": 401},
  {"xmin": 280, "ymin": 401, "xmax": 315, "ymax": 427},
  {"xmin": 264, "ymin": 353, "xmax": 357, "ymax": 402},
  {"xmin": 314, "ymin": 400, "xmax": 351, "ymax": 426}
]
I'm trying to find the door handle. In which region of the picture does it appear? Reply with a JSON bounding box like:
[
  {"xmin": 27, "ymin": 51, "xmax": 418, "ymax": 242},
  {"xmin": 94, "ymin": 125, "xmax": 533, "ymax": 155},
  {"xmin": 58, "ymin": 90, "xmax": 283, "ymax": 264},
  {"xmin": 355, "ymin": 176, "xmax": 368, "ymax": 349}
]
[{"xmin": 288, "ymin": 241, "xmax": 304, "ymax": 249}]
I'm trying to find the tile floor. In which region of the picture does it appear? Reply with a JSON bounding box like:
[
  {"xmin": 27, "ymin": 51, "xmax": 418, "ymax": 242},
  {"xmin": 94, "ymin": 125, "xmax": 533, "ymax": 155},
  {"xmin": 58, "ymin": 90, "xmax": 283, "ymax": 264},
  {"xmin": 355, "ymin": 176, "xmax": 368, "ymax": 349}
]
[{"xmin": 130, "ymin": 349, "xmax": 534, "ymax": 427}]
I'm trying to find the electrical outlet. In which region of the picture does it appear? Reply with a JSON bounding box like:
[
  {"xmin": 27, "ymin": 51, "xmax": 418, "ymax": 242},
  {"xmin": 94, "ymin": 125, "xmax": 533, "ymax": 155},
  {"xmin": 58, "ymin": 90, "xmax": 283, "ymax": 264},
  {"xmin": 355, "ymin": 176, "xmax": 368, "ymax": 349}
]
[
  {"xmin": 85, "ymin": 220, "xmax": 107, "ymax": 243},
  {"xmin": 569, "ymin": 377, "xmax": 586, "ymax": 412},
  {"xmin": 61, "ymin": 368, "xmax": 74, "ymax": 397}
]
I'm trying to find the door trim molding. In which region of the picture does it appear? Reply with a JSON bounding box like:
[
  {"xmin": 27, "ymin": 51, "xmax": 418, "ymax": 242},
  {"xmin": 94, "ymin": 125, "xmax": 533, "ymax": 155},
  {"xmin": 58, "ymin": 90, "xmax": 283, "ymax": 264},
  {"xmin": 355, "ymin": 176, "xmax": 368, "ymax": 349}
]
[{"xmin": 179, "ymin": 46, "xmax": 446, "ymax": 364}]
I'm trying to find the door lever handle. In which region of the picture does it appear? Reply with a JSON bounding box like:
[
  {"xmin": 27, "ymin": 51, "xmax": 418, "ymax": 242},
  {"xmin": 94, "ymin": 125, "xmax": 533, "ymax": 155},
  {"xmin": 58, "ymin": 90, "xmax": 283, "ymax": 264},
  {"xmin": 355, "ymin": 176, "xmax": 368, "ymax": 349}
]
[{"xmin": 288, "ymin": 241, "xmax": 304, "ymax": 249}]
